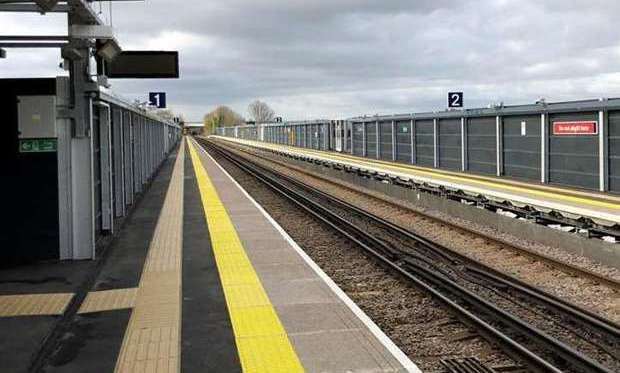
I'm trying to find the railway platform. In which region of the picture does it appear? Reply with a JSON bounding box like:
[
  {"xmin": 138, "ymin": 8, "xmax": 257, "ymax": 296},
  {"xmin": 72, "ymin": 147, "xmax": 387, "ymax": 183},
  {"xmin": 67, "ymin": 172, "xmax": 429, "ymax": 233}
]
[
  {"xmin": 0, "ymin": 137, "xmax": 418, "ymax": 373},
  {"xmin": 215, "ymin": 137, "xmax": 620, "ymax": 227}
]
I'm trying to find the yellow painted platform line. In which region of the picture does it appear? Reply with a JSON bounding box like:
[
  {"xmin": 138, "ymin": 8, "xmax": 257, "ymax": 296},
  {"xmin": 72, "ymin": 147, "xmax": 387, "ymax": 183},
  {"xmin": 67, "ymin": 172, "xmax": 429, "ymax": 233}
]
[
  {"xmin": 114, "ymin": 143, "xmax": 185, "ymax": 373},
  {"xmin": 78, "ymin": 288, "xmax": 138, "ymax": 314},
  {"xmin": 188, "ymin": 139, "xmax": 304, "ymax": 373},
  {"xmin": 0, "ymin": 293, "xmax": 73, "ymax": 317},
  {"xmin": 239, "ymin": 139, "xmax": 620, "ymax": 211}
]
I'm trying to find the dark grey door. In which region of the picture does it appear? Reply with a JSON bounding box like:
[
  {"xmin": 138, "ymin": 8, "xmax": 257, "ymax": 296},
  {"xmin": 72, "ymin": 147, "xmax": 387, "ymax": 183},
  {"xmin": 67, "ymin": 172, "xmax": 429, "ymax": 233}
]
[
  {"xmin": 548, "ymin": 112, "xmax": 599, "ymax": 190},
  {"xmin": 365, "ymin": 122, "xmax": 377, "ymax": 159},
  {"xmin": 503, "ymin": 115, "xmax": 541, "ymax": 181},
  {"xmin": 379, "ymin": 121, "xmax": 393, "ymax": 160},
  {"xmin": 353, "ymin": 123, "xmax": 364, "ymax": 156},
  {"xmin": 415, "ymin": 119, "xmax": 434, "ymax": 167},
  {"xmin": 396, "ymin": 120, "xmax": 412, "ymax": 163},
  {"xmin": 438, "ymin": 118, "xmax": 461, "ymax": 171},
  {"xmin": 610, "ymin": 111, "xmax": 620, "ymax": 193},
  {"xmin": 467, "ymin": 117, "xmax": 496, "ymax": 175}
]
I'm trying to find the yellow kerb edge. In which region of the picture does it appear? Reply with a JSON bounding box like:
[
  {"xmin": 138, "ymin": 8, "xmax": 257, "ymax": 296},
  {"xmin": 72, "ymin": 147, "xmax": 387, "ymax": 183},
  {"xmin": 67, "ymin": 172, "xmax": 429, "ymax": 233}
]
[{"xmin": 188, "ymin": 139, "xmax": 304, "ymax": 373}]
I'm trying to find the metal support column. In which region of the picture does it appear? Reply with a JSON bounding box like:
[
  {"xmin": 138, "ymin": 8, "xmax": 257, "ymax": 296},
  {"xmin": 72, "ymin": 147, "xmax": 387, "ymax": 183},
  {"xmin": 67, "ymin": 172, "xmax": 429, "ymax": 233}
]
[
  {"xmin": 362, "ymin": 122, "xmax": 367, "ymax": 157},
  {"xmin": 496, "ymin": 115, "xmax": 502, "ymax": 176},
  {"xmin": 599, "ymin": 110, "xmax": 608, "ymax": 191},
  {"xmin": 461, "ymin": 117, "xmax": 466, "ymax": 171},
  {"xmin": 541, "ymin": 113, "xmax": 548, "ymax": 183},
  {"xmin": 433, "ymin": 118, "xmax": 438, "ymax": 168}
]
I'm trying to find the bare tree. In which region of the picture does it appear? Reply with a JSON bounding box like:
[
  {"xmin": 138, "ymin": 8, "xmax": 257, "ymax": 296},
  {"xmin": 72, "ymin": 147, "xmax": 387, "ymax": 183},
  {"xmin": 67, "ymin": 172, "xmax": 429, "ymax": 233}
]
[{"xmin": 248, "ymin": 100, "xmax": 275, "ymax": 124}]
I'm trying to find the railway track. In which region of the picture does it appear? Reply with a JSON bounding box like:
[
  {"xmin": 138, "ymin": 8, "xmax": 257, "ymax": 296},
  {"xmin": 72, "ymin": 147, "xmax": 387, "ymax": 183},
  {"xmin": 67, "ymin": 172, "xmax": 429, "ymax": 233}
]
[
  {"xmin": 198, "ymin": 138, "xmax": 620, "ymax": 373},
  {"xmin": 221, "ymin": 138, "xmax": 620, "ymax": 290}
]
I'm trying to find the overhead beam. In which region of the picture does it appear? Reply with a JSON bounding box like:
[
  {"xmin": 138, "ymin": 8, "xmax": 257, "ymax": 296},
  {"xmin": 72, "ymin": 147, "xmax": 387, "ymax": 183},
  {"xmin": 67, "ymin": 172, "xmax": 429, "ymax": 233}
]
[{"xmin": 0, "ymin": 42, "xmax": 68, "ymax": 47}]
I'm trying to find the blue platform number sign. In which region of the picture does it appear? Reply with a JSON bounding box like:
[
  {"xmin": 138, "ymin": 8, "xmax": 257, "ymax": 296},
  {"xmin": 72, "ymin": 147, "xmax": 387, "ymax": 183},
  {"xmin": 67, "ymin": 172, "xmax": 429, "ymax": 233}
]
[
  {"xmin": 149, "ymin": 92, "xmax": 167, "ymax": 108},
  {"xmin": 448, "ymin": 92, "xmax": 463, "ymax": 108}
]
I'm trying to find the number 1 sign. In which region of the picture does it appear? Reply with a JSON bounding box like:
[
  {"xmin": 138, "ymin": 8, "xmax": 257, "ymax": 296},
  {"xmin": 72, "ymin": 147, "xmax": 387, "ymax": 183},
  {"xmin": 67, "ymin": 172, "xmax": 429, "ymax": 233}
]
[{"xmin": 149, "ymin": 92, "xmax": 167, "ymax": 109}]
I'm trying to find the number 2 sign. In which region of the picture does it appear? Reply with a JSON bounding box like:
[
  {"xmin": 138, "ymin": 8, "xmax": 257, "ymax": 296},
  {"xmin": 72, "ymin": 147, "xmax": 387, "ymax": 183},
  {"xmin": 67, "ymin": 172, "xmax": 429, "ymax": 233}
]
[{"xmin": 448, "ymin": 92, "xmax": 463, "ymax": 108}]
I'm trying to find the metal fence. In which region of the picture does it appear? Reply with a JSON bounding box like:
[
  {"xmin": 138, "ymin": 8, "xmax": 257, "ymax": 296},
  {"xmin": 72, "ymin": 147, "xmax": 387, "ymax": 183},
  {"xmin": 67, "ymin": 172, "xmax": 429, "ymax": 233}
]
[{"xmin": 216, "ymin": 98, "xmax": 620, "ymax": 193}]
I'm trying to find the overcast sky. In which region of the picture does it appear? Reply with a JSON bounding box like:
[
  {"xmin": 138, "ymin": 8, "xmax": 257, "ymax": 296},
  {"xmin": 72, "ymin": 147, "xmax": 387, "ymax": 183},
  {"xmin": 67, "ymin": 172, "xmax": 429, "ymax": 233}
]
[{"xmin": 2, "ymin": 1, "xmax": 620, "ymax": 121}]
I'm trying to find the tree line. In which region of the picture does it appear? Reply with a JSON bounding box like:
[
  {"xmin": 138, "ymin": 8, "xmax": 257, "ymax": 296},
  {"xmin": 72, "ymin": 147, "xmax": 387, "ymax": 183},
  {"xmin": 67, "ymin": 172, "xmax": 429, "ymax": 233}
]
[{"xmin": 203, "ymin": 100, "xmax": 275, "ymax": 134}]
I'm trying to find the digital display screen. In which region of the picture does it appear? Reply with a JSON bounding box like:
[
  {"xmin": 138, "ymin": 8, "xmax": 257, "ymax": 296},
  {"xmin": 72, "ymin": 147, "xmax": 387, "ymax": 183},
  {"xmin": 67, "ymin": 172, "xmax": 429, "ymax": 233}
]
[{"xmin": 106, "ymin": 51, "xmax": 179, "ymax": 79}]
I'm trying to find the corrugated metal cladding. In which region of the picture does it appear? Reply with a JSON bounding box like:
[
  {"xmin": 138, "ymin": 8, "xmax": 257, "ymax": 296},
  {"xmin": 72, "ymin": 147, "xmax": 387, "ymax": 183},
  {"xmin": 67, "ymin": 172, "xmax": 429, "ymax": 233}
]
[
  {"xmin": 299, "ymin": 125, "xmax": 306, "ymax": 148},
  {"xmin": 296, "ymin": 126, "xmax": 302, "ymax": 147},
  {"xmin": 415, "ymin": 119, "xmax": 435, "ymax": 167},
  {"xmin": 396, "ymin": 120, "xmax": 411, "ymax": 163},
  {"xmin": 345, "ymin": 122, "xmax": 352, "ymax": 153},
  {"xmin": 438, "ymin": 118, "xmax": 461, "ymax": 171},
  {"xmin": 366, "ymin": 122, "xmax": 378, "ymax": 159},
  {"xmin": 502, "ymin": 115, "xmax": 541, "ymax": 181},
  {"xmin": 467, "ymin": 117, "xmax": 497, "ymax": 175},
  {"xmin": 92, "ymin": 106, "xmax": 103, "ymax": 238},
  {"xmin": 379, "ymin": 121, "xmax": 393, "ymax": 160},
  {"xmin": 353, "ymin": 122, "xmax": 364, "ymax": 156},
  {"xmin": 320, "ymin": 124, "xmax": 327, "ymax": 150},
  {"xmin": 548, "ymin": 112, "xmax": 599, "ymax": 190},
  {"xmin": 610, "ymin": 111, "xmax": 620, "ymax": 193}
]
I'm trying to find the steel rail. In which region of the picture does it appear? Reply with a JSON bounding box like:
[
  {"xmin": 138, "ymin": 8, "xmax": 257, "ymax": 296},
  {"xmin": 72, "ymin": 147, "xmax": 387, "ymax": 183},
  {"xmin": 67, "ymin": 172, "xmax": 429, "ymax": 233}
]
[
  {"xmin": 222, "ymin": 138, "xmax": 620, "ymax": 291},
  {"xmin": 200, "ymin": 138, "xmax": 615, "ymax": 373}
]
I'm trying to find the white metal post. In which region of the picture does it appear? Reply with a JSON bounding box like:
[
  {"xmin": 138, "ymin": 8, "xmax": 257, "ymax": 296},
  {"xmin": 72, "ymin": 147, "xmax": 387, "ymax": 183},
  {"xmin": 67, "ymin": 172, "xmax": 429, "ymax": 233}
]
[
  {"xmin": 599, "ymin": 110, "xmax": 607, "ymax": 191},
  {"xmin": 433, "ymin": 118, "xmax": 438, "ymax": 168},
  {"xmin": 461, "ymin": 117, "xmax": 466, "ymax": 171},
  {"xmin": 496, "ymin": 115, "xmax": 502, "ymax": 176},
  {"xmin": 541, "ymin": 113, "xmax": 547, "ymax": 183}
]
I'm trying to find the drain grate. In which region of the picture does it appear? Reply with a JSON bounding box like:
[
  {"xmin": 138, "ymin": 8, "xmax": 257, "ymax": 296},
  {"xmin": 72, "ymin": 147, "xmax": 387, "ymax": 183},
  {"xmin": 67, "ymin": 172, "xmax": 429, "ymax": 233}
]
[{"xmin": 441, "ymin": 357, "xmax": 496, "ymax": 373}]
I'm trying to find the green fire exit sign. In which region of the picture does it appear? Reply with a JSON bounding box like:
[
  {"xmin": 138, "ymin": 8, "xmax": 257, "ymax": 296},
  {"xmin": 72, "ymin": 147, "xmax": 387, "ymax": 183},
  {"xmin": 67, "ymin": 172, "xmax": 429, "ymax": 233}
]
[{"xmin": 19, "ymin": 138, "xmax": 57, "ymax": 153}]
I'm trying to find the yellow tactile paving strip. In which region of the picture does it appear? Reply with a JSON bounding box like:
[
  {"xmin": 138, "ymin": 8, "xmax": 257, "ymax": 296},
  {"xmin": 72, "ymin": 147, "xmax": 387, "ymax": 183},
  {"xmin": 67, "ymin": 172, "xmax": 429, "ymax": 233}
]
[
  {"xmin": 114, "ymin": 141, "xmax": 185, "ymax": 373},
  {"xmin": 188, "ymin": 139, "xmax": 304, "ymax": 373},
  {"xmin": 78, "ymin": 288, "xmax": 138, "ymax": 314},
  {"xmin": 226, "ymin": 138, "xmax": 620, "ymax": 211},
  {"xmin": 0, "ymin": 293, "xmax": 73, "ymax": 317}
]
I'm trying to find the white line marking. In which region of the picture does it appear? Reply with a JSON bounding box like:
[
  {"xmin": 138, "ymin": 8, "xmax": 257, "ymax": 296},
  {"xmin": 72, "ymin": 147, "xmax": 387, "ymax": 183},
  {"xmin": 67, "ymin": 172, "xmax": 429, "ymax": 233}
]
[{"xmin": 191, "ymin": 138, "xmax": 421, "ymax": 373}]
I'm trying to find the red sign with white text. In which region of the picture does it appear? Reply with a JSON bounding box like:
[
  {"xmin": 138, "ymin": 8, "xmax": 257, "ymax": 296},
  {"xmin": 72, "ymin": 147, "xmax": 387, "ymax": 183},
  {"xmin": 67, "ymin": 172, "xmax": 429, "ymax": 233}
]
[{"xmin": 552, "ymin": 121, "xmax": 598, "ymax": 135}]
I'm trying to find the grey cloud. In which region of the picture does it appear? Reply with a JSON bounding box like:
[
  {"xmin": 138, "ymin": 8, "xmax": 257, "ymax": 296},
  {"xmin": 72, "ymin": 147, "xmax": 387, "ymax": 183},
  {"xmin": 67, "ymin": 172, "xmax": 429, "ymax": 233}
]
[{"xmin": 2, "ymin": 1, "xmax": 620, "ymax": 121}]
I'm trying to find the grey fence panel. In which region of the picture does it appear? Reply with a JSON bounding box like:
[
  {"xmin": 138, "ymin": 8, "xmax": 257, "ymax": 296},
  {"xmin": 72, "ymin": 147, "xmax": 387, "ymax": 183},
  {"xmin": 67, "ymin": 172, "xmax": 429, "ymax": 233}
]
[
  {"xmin": 324, "ymin": 123, "xmax": 330, "ymax": 150},
  {"xmin": 438, "ymin": 118, "xmax": 462, "ymax": 171},
  {"xmin": 502, "ymin": 115, "xmax": 541, "ymax": 181},
  {"xmin": 467, "ymin": 117, "xmax": 497, "ymax": 175},
  {"xmin": 548, "ymin": 112, "xmax": 599, "ymax": 190},
  {"xmin": 353, "ymin": 122, "xmax": 364, "ymax": 156},
  {"xmin": 345, "ymin": 122, "xmax": 352, "ymax": 153},
  {"xmin": 299, "ymin": 125, "xmax": 306, "ymax": 148},
  {"xmin": 314, "ymin": 124, "xmax": 320, "ymax": 149},
  {"xmin": 322, "ymin": 123, "xmax": 329, "ymax": 150},
  {"xmin": 396, "ymin": 120, "xmax": 411, "ymax": 163},
  {"xmin": 415, "ymin": 119, "xmax": 434, "ymax": 167},
  {"xmin": 610, "ymin": 111, "xmax": 620, "ymax": 193},
  {"xmin": 379, "ymin": 121, "xmax": 393, "ymax": 160},
  {"xmin": 365, "ymin": 122, "xmax": 377, "ymax": 159},
  {"xmin": 123, "ymin": 111, "xmax": 134, "ymax": 206},
  {"xmin": 92, "ymin": 106, "xmax": 103, "ymax": 238},
  {"xmin": 111, "ymin": 107, "xmax": 125, "ymax": 217}
]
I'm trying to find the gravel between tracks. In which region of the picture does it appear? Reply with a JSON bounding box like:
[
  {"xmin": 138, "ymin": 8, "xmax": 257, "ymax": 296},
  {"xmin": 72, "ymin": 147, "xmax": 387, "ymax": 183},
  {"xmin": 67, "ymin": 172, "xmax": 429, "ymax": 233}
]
[
  {"xmin": 207, "ymin": 144, "xmax": 515, "ymax": 372},
  {"xmin": 220, "ymin": 140, "xmax": 620, "ymax": 325}
]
